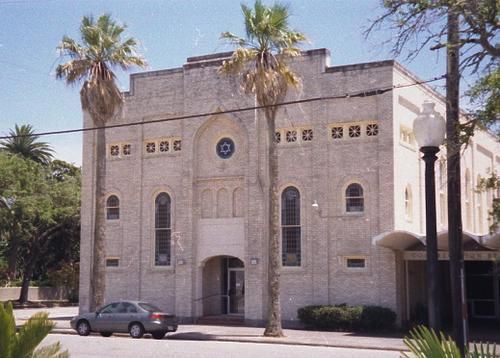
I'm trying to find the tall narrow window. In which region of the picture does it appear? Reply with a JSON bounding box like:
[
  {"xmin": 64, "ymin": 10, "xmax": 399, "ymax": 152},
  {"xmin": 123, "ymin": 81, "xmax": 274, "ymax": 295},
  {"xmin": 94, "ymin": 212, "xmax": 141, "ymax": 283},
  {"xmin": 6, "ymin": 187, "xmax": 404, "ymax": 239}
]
[
  {"xmin": 106, "ymin": 195, "xmax": 120, "ymax": 220},
  {"xmin": 155, "ymin": 193, "xmax": 171, "ymax": 266},
  {"xmin": 281, "ymin": 187, "xmax": 301, "ymax": 266},
  {"xmin": 405, "ymin": 185, "xmax": 412, "ymax": 221},
  {"xmin": 477, "ymin": 175, "xmax": 484, "ymax": 233},
  {"xmin": 465, "ymin": 169, "xmax": 472, "ymax": 230},
  {"xmin": 346, "ymin": 183, "xmax": 364, "ymax": 212}
]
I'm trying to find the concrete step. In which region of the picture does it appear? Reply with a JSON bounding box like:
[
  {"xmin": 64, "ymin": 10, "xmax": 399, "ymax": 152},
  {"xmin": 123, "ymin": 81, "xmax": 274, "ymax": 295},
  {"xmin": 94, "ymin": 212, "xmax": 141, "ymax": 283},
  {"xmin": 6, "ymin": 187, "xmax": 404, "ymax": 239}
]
[{"xmin": 196, "ymin": 315, "xmax": 245, "ymax": 326}]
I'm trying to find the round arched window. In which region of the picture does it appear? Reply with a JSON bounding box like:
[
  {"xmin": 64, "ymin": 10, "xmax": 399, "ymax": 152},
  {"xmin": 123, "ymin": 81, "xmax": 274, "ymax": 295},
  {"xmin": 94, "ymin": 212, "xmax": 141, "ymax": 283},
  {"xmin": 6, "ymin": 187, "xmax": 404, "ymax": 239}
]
[{"xmin": 216, "ymin": 137, "xmax": 235, "ymax": 159}]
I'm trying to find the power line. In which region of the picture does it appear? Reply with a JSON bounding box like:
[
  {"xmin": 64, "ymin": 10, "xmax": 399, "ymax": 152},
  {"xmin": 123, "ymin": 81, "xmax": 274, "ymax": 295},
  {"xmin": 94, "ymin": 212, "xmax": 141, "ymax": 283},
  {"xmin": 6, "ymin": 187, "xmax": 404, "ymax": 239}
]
[{"xmin": 0, "ymin": 75, "xmax": 446, "ymax": 140}]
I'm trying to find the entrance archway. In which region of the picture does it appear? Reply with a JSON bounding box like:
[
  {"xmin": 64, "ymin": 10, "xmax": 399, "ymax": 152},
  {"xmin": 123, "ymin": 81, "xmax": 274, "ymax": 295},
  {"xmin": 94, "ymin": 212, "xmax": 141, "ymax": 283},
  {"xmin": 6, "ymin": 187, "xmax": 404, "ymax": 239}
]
[{"xmin": 202, "ymin": 256, "xmax": 244, "ymax": 316}]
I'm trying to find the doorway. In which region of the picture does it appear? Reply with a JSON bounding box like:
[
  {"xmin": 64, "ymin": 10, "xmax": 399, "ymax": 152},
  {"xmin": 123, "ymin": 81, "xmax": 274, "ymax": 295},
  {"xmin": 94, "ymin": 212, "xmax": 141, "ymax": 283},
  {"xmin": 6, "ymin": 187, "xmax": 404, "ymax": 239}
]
[
  {"xmin": 228, "ymin": 268, "xmax": 244, "ymax": 314},
  {"xmin": 201, "ymin": 256, "xmax": 244, "ymax": 316}
]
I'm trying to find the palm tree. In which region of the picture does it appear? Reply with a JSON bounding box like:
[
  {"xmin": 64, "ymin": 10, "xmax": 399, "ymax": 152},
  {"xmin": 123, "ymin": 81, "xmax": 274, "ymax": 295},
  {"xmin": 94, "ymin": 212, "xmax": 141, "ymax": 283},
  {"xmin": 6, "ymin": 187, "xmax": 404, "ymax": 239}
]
[
  {"xmin": 56, "ymin": 14, "xmax": 146, "ymax": 311},
  {"xmin": 0, "ymin": 124, "xmax": 54, "ymax": 165},
  {"xmin": 219, "ymin": 0, "xmax": 306, "ymax": 337}
]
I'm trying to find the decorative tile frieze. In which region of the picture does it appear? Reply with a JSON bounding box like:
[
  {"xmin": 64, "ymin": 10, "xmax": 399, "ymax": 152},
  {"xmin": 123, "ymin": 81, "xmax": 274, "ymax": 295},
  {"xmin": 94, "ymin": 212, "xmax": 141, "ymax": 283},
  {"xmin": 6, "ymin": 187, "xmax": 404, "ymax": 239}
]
[{"xmin": 143, "ymin": 137, "xmax": 182, "ymax": 156}]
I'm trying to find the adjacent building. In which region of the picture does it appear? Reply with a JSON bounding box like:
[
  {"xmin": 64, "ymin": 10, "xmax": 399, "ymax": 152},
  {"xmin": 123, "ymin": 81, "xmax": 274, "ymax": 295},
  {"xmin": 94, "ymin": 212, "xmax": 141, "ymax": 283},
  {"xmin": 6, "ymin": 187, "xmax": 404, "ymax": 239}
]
[{"xmin": 79, "ymin": 49, "xmax": 500, "ymax": 325}]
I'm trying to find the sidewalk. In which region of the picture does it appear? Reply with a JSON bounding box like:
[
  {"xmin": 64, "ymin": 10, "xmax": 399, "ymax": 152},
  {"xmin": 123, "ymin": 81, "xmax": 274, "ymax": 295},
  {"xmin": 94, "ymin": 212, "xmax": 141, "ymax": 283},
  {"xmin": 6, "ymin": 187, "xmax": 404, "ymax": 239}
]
[{"xmin": 13, "ymin": 306, "xmax": 407, "ymax": 352}]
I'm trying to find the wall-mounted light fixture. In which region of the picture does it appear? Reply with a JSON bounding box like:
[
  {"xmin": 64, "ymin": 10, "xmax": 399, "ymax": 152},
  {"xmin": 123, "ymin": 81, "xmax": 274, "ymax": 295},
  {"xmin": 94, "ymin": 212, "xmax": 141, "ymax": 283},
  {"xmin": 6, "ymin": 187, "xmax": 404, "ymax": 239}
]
[{"xmin": 250, "ymin": 257, "xmax": 259, "ymax": 265}]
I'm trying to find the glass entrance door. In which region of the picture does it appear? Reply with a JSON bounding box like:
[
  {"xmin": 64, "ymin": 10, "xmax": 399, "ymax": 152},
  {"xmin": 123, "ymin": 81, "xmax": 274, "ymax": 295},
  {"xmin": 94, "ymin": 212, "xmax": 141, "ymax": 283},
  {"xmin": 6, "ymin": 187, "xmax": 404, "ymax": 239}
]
[{"xmin": 228, "ymin": 269, "xmax": 244, "ymax": 314}]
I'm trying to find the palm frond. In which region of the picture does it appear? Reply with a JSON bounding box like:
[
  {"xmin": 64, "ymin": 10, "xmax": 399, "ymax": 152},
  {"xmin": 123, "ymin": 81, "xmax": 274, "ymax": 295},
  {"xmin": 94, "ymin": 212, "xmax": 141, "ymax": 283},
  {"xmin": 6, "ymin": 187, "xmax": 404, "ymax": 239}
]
[
  {"xmin": 401, "ymin": 325, "xmax": 462, "ymax": 357},
  {"xmin": 220, "ymin": 31, "xmax": 247, "ymax": 47},
  {"xmin": 11, "ymin": 312, "xmax": 54, "ymax": 358},
  {"xmin": 0, "ymin": 302, "xmax": 15, "ymax": 358}
]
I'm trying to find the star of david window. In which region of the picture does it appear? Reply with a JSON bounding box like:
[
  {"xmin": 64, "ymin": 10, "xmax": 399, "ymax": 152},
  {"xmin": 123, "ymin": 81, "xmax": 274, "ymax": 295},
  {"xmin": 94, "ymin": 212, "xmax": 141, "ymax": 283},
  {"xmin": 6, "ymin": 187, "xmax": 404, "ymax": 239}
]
[{"xmin": 216, "ymin": 138, "xmax": 235, "ymax": 159}]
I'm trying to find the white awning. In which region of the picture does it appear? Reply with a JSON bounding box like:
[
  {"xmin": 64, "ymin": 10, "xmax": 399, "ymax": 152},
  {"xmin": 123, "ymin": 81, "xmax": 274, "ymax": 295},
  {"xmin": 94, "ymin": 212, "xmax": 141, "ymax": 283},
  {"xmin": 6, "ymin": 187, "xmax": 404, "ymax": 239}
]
[
  {"xmin": 373, "ymin": 229, "xmax": 499, "ymax": 251},
  {"xmin": 372, "ymin": 230, "xmax": 424, "ymax": 250}
]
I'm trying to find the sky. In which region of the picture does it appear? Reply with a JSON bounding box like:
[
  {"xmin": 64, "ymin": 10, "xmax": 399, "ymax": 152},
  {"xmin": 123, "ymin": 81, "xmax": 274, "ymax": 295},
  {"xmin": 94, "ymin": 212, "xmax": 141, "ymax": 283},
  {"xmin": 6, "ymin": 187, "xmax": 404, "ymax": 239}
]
[{"xmin": 0, "ymin": 0, "xmax": 451, "ymax": 166}]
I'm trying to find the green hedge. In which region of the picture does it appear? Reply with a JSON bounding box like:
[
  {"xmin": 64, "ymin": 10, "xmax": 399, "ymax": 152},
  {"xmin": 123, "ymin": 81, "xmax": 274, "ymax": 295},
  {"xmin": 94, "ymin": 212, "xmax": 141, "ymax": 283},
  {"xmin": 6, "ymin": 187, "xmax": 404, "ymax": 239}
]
[{"xmin": 298, "ymin": 304, "xmax": 396, "ymax": 332}]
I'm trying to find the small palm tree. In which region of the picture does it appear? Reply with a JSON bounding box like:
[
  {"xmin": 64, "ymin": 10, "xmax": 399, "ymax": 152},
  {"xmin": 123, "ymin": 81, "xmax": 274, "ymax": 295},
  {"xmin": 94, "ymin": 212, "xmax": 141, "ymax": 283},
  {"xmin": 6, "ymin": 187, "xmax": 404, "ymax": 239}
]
[
  {"xmin": 219, "ymin": 0, "xmax": 306, "ymax": 337},
  {"xmin": 56, "ymin": 13, "xmax": 146, "ymax": 311},
  {"xmin": 402, "ymin": 325, "xmax": 497, "ymax": 358},
  {"xmin": 0, "ymin": 124, "xmax": 54, "ymax": 165},
  {"xmin": 0, "ymin": 301, "xmax": 69, "ymax": 358}
]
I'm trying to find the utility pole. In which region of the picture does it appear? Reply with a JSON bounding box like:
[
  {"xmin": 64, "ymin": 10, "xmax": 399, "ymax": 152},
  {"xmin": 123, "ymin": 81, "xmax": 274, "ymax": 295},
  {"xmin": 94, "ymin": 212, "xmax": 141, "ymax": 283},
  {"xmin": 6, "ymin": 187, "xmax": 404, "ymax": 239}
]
[{"xmin": 446, "ymin": 7, "xmax": 468, "ymax": 356}]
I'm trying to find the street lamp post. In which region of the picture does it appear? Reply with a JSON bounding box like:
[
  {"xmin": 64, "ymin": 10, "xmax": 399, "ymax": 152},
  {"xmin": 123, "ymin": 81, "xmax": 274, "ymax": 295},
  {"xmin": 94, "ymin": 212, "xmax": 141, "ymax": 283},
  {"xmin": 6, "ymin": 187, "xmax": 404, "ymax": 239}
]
[{"xmin": 413, "ymin": 101, "xmax": 446, "ymax": 332}]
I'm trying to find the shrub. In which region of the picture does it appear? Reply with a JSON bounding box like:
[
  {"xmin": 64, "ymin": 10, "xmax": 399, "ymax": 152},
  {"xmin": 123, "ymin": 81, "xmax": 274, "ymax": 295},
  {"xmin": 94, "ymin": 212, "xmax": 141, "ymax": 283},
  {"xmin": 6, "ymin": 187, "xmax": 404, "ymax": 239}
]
[
  {"xmin": 298, "ymin": 304, "xmax": 396, "ymax": 332},
  {"xmin": 359, "ymin": 305, "xmax": 396, "ymax": 331}
]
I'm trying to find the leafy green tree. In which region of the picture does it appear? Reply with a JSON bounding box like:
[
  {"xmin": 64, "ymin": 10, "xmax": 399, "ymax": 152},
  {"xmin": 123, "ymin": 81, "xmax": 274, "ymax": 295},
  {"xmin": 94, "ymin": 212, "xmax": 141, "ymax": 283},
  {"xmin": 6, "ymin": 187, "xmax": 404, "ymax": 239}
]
[
  {"xmin": 0, "ymin": 154, "xmax": 80, "ymax": 302},
  {"xmin": 463, "ymin": 68, "xmax": 499, "ymax": 141},
  {"xmin": 0, "ymin": 301, "xmax": 69, "ymax": 358},
  {"xmin": 56, "ymin": 14, "xmax": 146, "ymax": 310},
  {"xmin": 477, "ymin": 171, "xmax": 500, "ymax": 233},
  {"xmin": 219, "ymin": 0, "xmax": 306, "ymax": 337},
  {"xmin": 0, "ymin": 124, "xmax": 54, "ymax": 165}
]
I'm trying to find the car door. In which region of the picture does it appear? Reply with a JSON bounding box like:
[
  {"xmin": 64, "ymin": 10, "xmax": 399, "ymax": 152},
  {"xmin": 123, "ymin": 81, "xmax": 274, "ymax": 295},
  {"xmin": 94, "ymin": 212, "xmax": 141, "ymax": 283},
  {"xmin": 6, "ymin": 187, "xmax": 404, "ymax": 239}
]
[
  {"xmin": 93, "ymin": 303, "xmax": 119, "ymax": 332},
  {"xmin": 120, "ymin": 302, "xmax": 140, "ymax": 332}
]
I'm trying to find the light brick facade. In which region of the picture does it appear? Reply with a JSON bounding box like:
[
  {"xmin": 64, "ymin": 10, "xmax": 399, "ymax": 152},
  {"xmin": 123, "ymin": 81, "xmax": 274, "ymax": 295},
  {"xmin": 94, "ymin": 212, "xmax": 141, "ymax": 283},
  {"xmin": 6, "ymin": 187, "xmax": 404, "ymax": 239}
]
[{"xmin": 79, "ymin": 49, "xmax": 500, "ymax": 325}]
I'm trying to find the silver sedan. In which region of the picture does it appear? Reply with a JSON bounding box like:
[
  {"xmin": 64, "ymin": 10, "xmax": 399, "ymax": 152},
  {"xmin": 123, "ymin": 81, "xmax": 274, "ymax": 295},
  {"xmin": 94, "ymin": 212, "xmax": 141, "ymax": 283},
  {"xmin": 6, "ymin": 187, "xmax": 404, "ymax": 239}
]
[{"xmin": 70, "ymin": 301, "xmax": 178, "ymax": 339}]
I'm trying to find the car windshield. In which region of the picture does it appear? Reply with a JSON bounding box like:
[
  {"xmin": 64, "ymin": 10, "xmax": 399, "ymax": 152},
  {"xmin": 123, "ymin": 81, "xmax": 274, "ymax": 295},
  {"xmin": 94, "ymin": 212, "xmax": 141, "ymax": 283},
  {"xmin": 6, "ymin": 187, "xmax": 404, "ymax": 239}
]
[{"xmin": 138, "ymin": 302, "xmax": 162, "ymax": 312}]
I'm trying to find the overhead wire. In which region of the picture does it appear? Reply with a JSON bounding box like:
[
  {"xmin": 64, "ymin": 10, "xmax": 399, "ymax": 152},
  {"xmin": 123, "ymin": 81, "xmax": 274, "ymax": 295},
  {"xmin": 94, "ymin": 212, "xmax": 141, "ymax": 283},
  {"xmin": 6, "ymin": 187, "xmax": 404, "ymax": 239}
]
[{"xmin": 0, "ymin": 74, "xmax": 446, "ymax": 140}]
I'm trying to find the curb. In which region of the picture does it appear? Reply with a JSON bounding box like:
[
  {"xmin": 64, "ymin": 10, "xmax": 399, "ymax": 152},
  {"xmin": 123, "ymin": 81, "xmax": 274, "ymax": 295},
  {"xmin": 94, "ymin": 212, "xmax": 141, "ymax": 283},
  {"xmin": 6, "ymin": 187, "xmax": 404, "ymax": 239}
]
[{"xmin": 48, "ymin": 328, "xmax": 407, "ymax": 352}]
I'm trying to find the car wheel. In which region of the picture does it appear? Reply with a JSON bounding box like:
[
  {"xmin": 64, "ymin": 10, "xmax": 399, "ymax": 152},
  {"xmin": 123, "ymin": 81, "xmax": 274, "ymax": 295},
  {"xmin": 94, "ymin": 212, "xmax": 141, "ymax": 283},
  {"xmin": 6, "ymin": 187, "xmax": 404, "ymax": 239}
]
[
  {"xmin": 152, "ymin": 331, "xmax": 166, "ymax": 340},
  {"xmin": 100, "ymin": 332, "xmax": 112, "ymax": 337},
  {"xmin": 76, "ymin": 320, "xmax": 91, "ymax": 336},
  {"xmin": 129, "ymin": 322, "xmax": 144, "ymax": 339}
]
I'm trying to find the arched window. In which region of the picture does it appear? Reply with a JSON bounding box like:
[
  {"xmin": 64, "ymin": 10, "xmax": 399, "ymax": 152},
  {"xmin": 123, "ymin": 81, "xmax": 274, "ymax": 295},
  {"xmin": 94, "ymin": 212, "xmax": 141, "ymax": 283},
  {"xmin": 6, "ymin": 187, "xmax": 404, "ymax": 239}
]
[
  {"xmin": 405, "ymin": 185, "xmax": 412, "ymax": 220},
  {"xmin": 155, "ymin": 193, "xmax": 171, "ymax": 266},
  {"xmin": 106, "ymin": 195, "xmax": 120, "ymax": 220},
  {"xmin": 345, "ymin": 183, "xmax": 364, "ymax": 212},
  {"xmin": 281, "ymin": 186, "xmax": 301, "ymax": 266}
]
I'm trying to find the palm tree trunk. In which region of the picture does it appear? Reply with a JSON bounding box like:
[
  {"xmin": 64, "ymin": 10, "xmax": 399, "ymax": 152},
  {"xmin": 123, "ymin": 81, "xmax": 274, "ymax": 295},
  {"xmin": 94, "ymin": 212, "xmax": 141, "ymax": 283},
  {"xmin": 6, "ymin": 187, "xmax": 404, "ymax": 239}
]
[
  {"xmin": 263, "ymin": 112, "xmax": 284, "ymax": 337},
  {"xmin": 90, "ymin": 120, "xmax": 107, "ymax": 311}
]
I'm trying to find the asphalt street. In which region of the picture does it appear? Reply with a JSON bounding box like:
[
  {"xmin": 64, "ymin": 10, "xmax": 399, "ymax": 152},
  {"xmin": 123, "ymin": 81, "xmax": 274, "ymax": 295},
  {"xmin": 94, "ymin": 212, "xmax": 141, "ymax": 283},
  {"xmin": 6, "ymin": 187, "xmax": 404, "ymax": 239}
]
[{"xmin": 41, "ymin": 334, "xmax": 401, "ymax": 358}]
